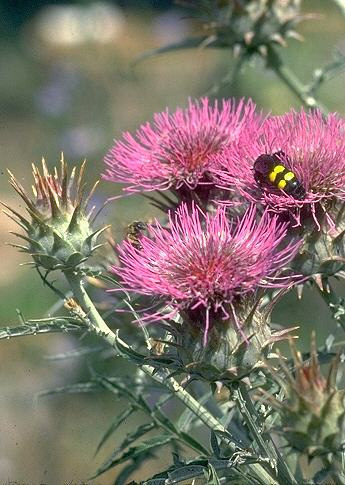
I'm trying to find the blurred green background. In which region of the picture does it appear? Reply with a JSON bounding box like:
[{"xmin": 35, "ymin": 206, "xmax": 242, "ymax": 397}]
[{"xmin": 0, "ymin": 1, "xmax": 345, "ymax": 483}]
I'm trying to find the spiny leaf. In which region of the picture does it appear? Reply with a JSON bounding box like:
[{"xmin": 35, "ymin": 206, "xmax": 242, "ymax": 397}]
[
  {"xmin": 210, "ymin": 430, "xmax": 221, "ymax": 459},
  {"xmin": 92, "ymin": 433, "xmax": 172, "ymax": 479},
  {"xmin": 133, "ymin": 36, "xmax": 210, "ymax": 65},
  {"xmin": 114, "ymin": 337, "xmax": 148, "ymax": 364},
  {"xmin": 95, "ymin": 375, "xmax": 147, "ymax": 408},
  {"xmin": 143, "ymin": 457, "xmax": 267, "ymax": 485},
  {"xmin": 143, "ymin": 480, "xmax": 165, "ymax": 485},
  {"xmin": 150, "ymin": 402, "xmax": 209, "ymax": 456},
  {"xmin": 65, "ymin": 252, "xmax": 88, "ymax": 268},
  {"xmin": 6, "ymin": 242, "xmax": 29, "ymax": 252},
  {"xmin": 114, "ymin": 454, "xmax": 149, "ymax": 485},
  {"xmin": 37, "ymin": 381, "xmax": 99, "ymax": 399},
  {"xmin": 95, "ymin": 405, "xmax": 135, "ymax": 456},
  {"xmin": 166, "ymin": 464, "xmax": 207, "ymax": 484},
  {"xmin": 108, "ymin": 421, "xmax": 156, "ymax": 458},
  {"xmin": 206, "ymin": 463, "xmax": 221, "ymax": 485},
  {"xmin": 309, "ymin": 51, "xmax": 345, "ymax": 94},
  {"xmin": 143, "ymin": 354, "xmax": 182, "ymax": 367},
  {"xmin": 132, "ymin": 35, "xmax": 227, "ymax": 66},
  {"xmin": 98, "ymin": 376, "xmax": 209, "ymax": 455},
  {"xmin": 0, "ymin": 320, "xmax": 82, "ymax": 340}
]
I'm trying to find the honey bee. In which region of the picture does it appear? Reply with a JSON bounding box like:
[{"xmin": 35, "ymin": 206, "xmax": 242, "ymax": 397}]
[
  {"xmin": 126, "ymin": 221, "xmax": 147, "ymax": 249},
  {"xmin": 253, "ymin": 151, "xmax": 306, "ymax": 200}
]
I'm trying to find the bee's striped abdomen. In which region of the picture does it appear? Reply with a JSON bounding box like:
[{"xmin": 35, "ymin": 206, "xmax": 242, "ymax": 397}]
[{"xmin": 254, "ymin": 152, "xmax": 306, "ymax": 200}]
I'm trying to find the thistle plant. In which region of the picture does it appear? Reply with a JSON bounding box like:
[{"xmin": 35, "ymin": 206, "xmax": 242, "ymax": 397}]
[{"xmin": 3, "ymin": 2, "xmax": 345, "ymax": 484}]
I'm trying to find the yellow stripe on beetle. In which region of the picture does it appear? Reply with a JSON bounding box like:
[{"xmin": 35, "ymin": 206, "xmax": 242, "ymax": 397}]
[
  {"xmin": 268, "ymin": 165, "xmax": 285, "ymax": 182},
  {"xmin": 253, "ymin": 151, "xmax": 306, "ymax": 200},
  {"xmin": 277, "ymin": 179, "xmax": 287, "ymax": 190},
  {"xmin": 284, "ymin": 171, "xmax": 295, "ymax": 181}
]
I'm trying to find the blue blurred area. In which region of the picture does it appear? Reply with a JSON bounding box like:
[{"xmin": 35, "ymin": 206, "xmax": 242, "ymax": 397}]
[{"xmin": 0, "ymin": 0, "xmax": 175, "ymax": 33}]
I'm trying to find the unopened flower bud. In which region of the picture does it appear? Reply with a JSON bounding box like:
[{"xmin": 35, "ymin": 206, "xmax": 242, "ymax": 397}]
[
  {"xmin": 4, "ymin": 155, "xmax": 107, "ymax": 272},
  {"xmin": 271, "ymin": 336, "xmax": 345, "ymax": 459}
]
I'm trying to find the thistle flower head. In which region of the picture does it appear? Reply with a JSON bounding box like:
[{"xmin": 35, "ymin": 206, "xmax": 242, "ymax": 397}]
[
  {"xmin": 216, "ymin": 109, "xmax": 345, "ymax": 226},
  {"xmin": 271, "ymin": 336, "xmax": 345, "ymax": 458},
  {"xmin": 216, "ymin": 109, "xmax": 345, "ymax": 278},
  {"xmin": 4, "ymin": 155, "xmax": 107, "ymax": 271},
  {"xmin": 103, "ymin": 98, "xmax": 261, "ymax": 198},
  {"xmin": 113, "ymin": 203, "xmax": 300, "ymax": 344}
]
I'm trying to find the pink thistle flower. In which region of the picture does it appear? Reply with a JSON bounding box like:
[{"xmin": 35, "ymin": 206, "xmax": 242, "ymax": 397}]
[
  {"xmin": 215, "ymin": 109, "xmax": 345, "ymax": 227},
  {"xmin": 103, "ymin": 98, "xmax": 261, "ymax": 203},
  {"xmin": 112, "ymin": 203, "xmax": 300, "ymax": 345}
]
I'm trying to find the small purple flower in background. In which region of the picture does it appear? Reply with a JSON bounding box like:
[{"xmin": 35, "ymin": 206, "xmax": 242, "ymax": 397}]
[
  {"xmin": 215, "ymin": 109, "xmax": 345, "ymax": 227},
  {"xmin": 103, "ymin": 98, "xmax": 261, "ymax": 205},
  {"xmin": 112, "ymin": 203, "xmax": 300, "ymax": 344},
  {"xmin": 35, "ymin": 63, "xmax": 79, "ymax": 118},
  {"xmin": 59, "ymin": 125, "xmax": 105, "ymax": 158}
]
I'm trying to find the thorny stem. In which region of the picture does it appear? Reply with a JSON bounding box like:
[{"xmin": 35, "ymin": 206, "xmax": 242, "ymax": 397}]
[
  {"xmin": 315, "ymin": 280, "xmax": 345, "ymax": 332},
  {"xmin": 64, "ymin": 269, "xmax": 117, "ymax": 339},
  {"xmin": 265, "ymin": 46, "xmax": 329, "ymax": 116},
  {"xmin": 234, "ymin": 382, "xmax": 298, "ymax": 485},
  {"xmin": 64, "ymin": 269, "xmax": 279, "ymax": 485}
]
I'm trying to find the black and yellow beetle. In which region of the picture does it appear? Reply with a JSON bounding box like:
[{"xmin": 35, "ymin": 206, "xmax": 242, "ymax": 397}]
[{"xmin": 253, "ymin": 151, "xmax": 306, "ymax": 200}]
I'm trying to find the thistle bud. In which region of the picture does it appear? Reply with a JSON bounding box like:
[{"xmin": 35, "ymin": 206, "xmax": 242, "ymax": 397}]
[
  {"xmin": 4, "ymin": 155, "xmax": 107, "ymax": 272},
  {"xmin": 179, "ymin": 0, "xmax": 307, "ymax": 55},
  {"xmin": 272, "ymin": 336, "xmax": 345, "ymax": 460},
  {"xmin": 176, "ymin": 294, "xmax": 297, "ymax": 381}
]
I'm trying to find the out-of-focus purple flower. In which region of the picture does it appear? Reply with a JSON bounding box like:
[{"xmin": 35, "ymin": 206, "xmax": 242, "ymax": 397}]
[
  {"xmin": 60, "ymin": 125, "xmax": 105, "ymax": 157},
  {"xmin": 152, "ymin": 10, "xmax": 191, "ymax": 45},
  {"xmin": 103, "ymin": 98, "xmax": 261, "ymax": 197},
  {"xmin": 112, "ymin": 203, "xmax": 300, "ymax": 344},
  {"xmin": 35, "ymin": 63, "xmax": 79, "ymax": 117},
  {"xmin": 215, "ymin": 109, "xmax": 345, "ymax": 227}
]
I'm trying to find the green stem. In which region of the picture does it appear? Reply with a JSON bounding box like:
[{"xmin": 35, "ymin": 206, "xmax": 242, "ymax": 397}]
[
  {"xmin": 64, "ymin": 269, "xmax": 278, "ymax": 485},
  {"xmin": 315, "ymin": 280, "xmax": 345, "ymax": 332},
  {"xmin": 65, "ymin": 269, "xmax": 116, "ymax": 340},
  {"xmin": 265, "ymin": 46, "xmax": 328, "ymax": 115},
  {"xmin": 235, "ymin": 383, "xmax": 298, "ymax": 485}
]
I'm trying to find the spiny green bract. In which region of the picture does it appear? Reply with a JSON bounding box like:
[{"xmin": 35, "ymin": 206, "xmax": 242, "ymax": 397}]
[
  {"xmin": 271, "ymin": 336, "xmax": 345, "ymax": 459},
  {"xmin": 3, "ymin": 155, "xmax": 108, "ymax": 272}
]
